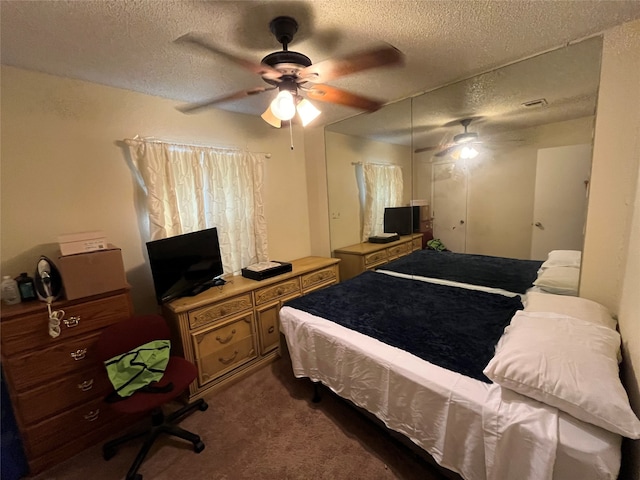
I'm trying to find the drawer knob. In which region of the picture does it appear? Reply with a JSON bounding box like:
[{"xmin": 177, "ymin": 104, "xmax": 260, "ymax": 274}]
[
  {"xmin": 215, "ymin": 329, "xmax": 236, "ymax": 345},
  {"xmin": 70, "ymin": 348, "xmax": 87, "ymax": 361},
  {"xmin": 268, "ymin": 326, "xmax": 275, "ymax": 334},
  {"xmin": 64, "ymin": 316, "xmax": 81, "ymax": 328},
  {"xmin": 276, "ymin": 287, "xmax": 284, "ymax": 295},
  {"xmin": 219, "ymin": 350, "xmax": 239, "ymax": 365},
  {"xmin": 220, "ymin": 308, "xmax": 227, "ymax": 316},
  {"xmin": 84, "ymin": 409, "xmax": 100, "ymax": 422},
  {"xmin": 78, "ymin": 379, "xmax": 94, "ymax": 391}
]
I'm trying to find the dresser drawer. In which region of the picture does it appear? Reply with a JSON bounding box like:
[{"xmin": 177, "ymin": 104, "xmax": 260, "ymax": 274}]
[
  {"xmin": 196, "ymin": 336, "xmax": 257, "ymax": 386},
  {"xmin": 23, "ymin": 395, "xmax": 121, "ymax": 459},
  {"xmin": 192, "ymin": 313, "xmax": 257, "ymax": 385},
  {"xmin": 301, "ymin": 266, "xmax": 337, "ymax": 292},
  {"xmin": 192, "ymin": 313, "xmax": 254, "ymax": 355},
  {"xmin": 1, "ymin": 293, "xmax": 131, "ymax": 356},
  {"xmin": 16, "ymin": 365, "xmax": 112, "ymax": 426},
  {"xmin": 254, "ymin": 278, "xmax": 301, "ymax": 306},
  {"xmin": 412, "ymin": 237, "xmax": 423, "ymax": 250},
  {"xmin": 364, "ymin": 250, "xmax": 388, "ymax": 268},
  {"xmin": 256, "ymin": 306, "xmax": 281, "ymax": 355},
  {"xmin": 387, "ymin": 242, "xmax": 412, "ymax": 260},
  {"xmin": 188, "ymin": 293, "xmax": 253, "ymax": 329},
  {"xmin": 5, "ymin": 332, "xmax": 102, "ymax": 392}
]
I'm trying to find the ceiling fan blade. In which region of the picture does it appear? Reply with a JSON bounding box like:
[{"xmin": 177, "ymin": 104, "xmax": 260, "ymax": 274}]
[
  {"xmin": 177, "ymin": 87, "xmax": 273, "ymax": 114},
  {"xmin": 435, "ymin": 144, "xmax": 460, "ymax": 157},
  {"xmin": 414, "ymin": 145, "xmax": 446, "ymax": 154},
  {"xmin": 175, "ymin": 34, "xmax": 282, "ymax": 80},
  {"xmin": 298, "ymin": 43, "xmax": 405, "ymax": 83},
  {"xmin": 304, "ymin": 84, "xmax": 383, "ymax": 112}
]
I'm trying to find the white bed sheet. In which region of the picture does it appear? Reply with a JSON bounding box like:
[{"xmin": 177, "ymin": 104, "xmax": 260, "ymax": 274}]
[
  {"xmin": 375, "ymin": 268, "xmax": 528, "ymax": 299},
  {"xmin": 279, "ymin": 305, "xmax": 621, "ymax": 480}
]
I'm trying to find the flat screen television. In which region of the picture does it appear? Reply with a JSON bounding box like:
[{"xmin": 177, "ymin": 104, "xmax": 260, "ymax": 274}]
[
  {"xmin": 383, "ymin": 206, "xmax": 420, "ymax": 235},
  {"xmin": 146, "ymin": 227, "xmax": 225, "ymax": 304}
]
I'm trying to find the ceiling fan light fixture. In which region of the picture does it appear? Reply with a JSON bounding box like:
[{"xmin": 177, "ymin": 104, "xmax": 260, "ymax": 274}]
[
  {"xmin": 296, "ymin": 98, "xmax": 321, "ymax": 126},
  {"xmin": 270, "ymin": 90, "xmax": 296, "ymax": 121},
  {"xmin": 261, "ymin": 105, "xmax": 282, "ymax": 128},
  {"xmin": 460, "ymin": 146, "xmax": 479, "ymax": 159}
]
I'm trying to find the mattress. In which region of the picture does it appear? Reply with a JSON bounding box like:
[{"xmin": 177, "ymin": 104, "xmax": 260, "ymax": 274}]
[{"xmin": 279, "ymin": 305, "xmax": 621, "ymax": 480}]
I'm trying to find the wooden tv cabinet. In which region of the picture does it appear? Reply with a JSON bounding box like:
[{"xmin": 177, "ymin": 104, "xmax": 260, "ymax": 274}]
[
  {"xmin": 333, "ymin": 233, "xmax": 423, "ymax": 281},
  {"xmin": 161, "ymin": 256, "xmax": 340, "ymax": 401}
]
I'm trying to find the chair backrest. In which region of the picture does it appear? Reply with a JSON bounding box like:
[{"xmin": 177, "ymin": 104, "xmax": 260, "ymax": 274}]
[{"xmin": 95, "ymin": 314, "xmax": 171, "ymax": 363}]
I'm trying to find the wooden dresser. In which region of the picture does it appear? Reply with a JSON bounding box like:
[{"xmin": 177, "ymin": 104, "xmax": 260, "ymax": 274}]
[
  {"xmin": 162, "ymin": 256, "xmax": 340, "ymax": 401},
  {"xmin": 0, "ymin": 288, "xmax": 135, "ymax": 475},
  {"xmin": 333, "ymin": 233, "xmax": 423, "ymax": 281}
]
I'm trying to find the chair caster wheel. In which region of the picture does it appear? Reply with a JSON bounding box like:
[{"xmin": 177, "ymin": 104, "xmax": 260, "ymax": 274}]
[
  {"xmin": 103, "ymin": 446, "xmax": 117, "ymax": 461},
  {"xmin": 194, "ymin": 441, "xmax": 205, "ymax": 453},
  {"xmin": 198, "ymin": 401, "xmax": 208, "ymax": 412}
]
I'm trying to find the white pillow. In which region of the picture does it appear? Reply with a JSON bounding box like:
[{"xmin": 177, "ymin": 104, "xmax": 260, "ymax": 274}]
[
  {"xmin": 483, "ymin": 311, "xmax": 640, "ymax": 439},
  {"xmin": 541, "ymin": 250, "xmax": 582, "ymax": 269},
  {"xmin": 524, "ymin": 292, "xmax": 617, "ymax": 330},
  {"xmin": 533, "ymin": 266, "xmax": 579, "ymax": 295}
]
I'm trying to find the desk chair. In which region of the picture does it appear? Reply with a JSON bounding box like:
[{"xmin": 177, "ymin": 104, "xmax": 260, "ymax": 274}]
[{"xmin": 95, "ymin": 314, "xmax": 208, "ymax": 480}]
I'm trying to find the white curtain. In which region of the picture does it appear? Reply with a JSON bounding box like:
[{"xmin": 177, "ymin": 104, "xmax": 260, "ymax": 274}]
[
  {"xmin": 127, "ymin": 139, "xmax": 268, "ymax": 275},
  {"xmin": 361, "ymin": 163, "xmax": 404, "ymax": 241}
]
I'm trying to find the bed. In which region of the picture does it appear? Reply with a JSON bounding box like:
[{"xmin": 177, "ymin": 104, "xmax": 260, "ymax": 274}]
[{"xmin": 279, "ymin": 250, "xmax": 640, "ymax": 480}]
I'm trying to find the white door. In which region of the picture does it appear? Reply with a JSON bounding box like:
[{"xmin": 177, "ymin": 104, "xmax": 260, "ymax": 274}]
[
  {"xmin": 432, "ymin": 162, "xmax": 467, "ymax": 252},
  {"xmin": 531, "ymin": 144, "xmax": 592, "ymax": 260}
]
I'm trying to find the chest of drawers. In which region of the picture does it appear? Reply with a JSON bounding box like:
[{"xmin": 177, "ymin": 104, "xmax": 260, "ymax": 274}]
[
  {"xmin": 0, "ymin": 289, "xmax": 134, "ymax": 475},
  {"xmin": 333, "ymin": 233, "xmax": 423, "ymax": 281},
  {"xmin": 162, "ymin": 256, "xmax": 340, "ymax": 401}
]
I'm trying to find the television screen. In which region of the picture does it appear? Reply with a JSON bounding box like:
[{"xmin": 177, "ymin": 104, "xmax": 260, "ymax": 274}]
[
  {"xmin": 383, "ymin": 206, "xmax": 420, "ymax": 235},
  {"xmin": 146, "ymin": 227, "xmax": 224, "ymax": 304}
]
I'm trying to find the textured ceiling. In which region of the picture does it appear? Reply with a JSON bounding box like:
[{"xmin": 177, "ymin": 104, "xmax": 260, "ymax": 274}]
[{"xmin": 2, "ymin": 0, "xmax": 640, "ymax": 126}]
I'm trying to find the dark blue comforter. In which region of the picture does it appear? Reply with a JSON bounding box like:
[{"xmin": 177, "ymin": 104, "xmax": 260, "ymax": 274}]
[
  {"xmin": 380, "ymin": 249, "xmax": 543, "ymax": 294},
  {"xmin": 285, "ymin": 271, "xmax": 523, "ymax": 383}
]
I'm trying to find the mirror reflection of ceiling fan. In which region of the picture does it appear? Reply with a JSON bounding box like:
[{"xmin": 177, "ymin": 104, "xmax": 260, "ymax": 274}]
[
  {"xmin": 415, "ymin": 118, "xmax": 522, "ymax": 158},
  {"xmin": 175, "ymin": 16, "xmax": 405, "ymax": 128}
]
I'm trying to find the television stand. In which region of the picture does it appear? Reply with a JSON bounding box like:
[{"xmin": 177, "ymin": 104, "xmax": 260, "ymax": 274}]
[
  {"xmin": 334, "ymin": 233, "xmax": 423, "ymax": 281},
  {"xmin": 185, "ymin": 277, "xmax": 226, "ymax": 296}
]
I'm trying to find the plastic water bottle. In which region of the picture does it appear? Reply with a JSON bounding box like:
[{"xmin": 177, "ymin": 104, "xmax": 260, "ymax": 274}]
[{"xmin": 1, "ymin": 276, "xmax": 21, "ymax": 305}]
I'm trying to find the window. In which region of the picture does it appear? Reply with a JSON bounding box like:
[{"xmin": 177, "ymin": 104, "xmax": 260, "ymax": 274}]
[
  {"xmin": 359, "ymin": 163, "xmax": 403, "ymax": 241},
  {"xmin": 127, "ymin": 139, "xmax": 268, "ymax": 274}
]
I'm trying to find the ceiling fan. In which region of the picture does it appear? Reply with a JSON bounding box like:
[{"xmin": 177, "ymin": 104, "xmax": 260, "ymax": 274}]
[
  {"xmin": 175, "ymin": 16, "xmax": 405, "ymax": 127},
  {"xmin": 415, "ymin": 118, "xmax": 525, "ymax": 158},
  {"xmin": 414, "ymin": 119, "xmax": 482, "ymax": 158}
]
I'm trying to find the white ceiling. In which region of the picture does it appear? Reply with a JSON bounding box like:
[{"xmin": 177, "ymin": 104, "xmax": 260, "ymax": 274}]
[{"xmin": 2, "ymin": 0, "xmax": 640, "ymax": 126}]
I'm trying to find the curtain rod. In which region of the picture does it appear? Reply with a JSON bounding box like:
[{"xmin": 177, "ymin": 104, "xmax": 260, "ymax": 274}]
[
  {"xmin": 351, "ymin": 161, "xmax": 402, "ymax": 167},
  {"xmin": 123, "ymin": 136, "xmax": 271, "ymax": 158}
]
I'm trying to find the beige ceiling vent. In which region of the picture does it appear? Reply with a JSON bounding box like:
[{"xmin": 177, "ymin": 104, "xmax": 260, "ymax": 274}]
[{"xmin": 522, "ymin": 98, "xmax": 548, "ymax": 108}]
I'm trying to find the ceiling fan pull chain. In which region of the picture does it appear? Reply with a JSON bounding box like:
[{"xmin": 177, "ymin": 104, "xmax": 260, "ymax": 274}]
[{"xmin": 289, "ymin": 121, "xmax": 294, "ymax": 150}]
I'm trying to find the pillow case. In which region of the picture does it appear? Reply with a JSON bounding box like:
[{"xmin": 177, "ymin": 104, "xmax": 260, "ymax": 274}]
[
  {"xmin": 533, "ymin": 266, "xmax": 579, "ymax": 295},
  {"xmin": 541, "ymin": 249, "xmax": 582, "ymax": 269},
  {"xmin": 524, "ymin": 291, "xmax": 617, "ymax": 330},
  {"xmin": 483, "ymin": 311, "xmax": 640, "ymax": 439}
]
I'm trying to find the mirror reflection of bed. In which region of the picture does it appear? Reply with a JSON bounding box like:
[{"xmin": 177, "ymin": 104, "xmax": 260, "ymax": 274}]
[{"xmin": 325, "ymin": 36, "xmax": 603, "ymax": 262}]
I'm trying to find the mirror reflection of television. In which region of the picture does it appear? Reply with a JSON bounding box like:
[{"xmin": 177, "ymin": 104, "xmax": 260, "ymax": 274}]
[
  {"xmin": 146, "ymin": 227, "xmax": 224, "ymax": 304},
  {"xmin": 383, "ymin": 206, "xmax": 420, "ymax": 235}
]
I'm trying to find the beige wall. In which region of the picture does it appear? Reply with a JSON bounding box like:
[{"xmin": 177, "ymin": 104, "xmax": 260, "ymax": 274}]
[
  {"xmin": 303, "ymin": 126, "xmax": 331, "ymax": 257},
  {"xmin": 325, "ymin": 131, "xmax": 412, "ymax": 250},
  {"xmin": 0, "ymin": 66, "xmax": 312, "ymax": 314},
  {"xmin": 581, "ymin": 19, "xmax": 640, "ymax": 480}
]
